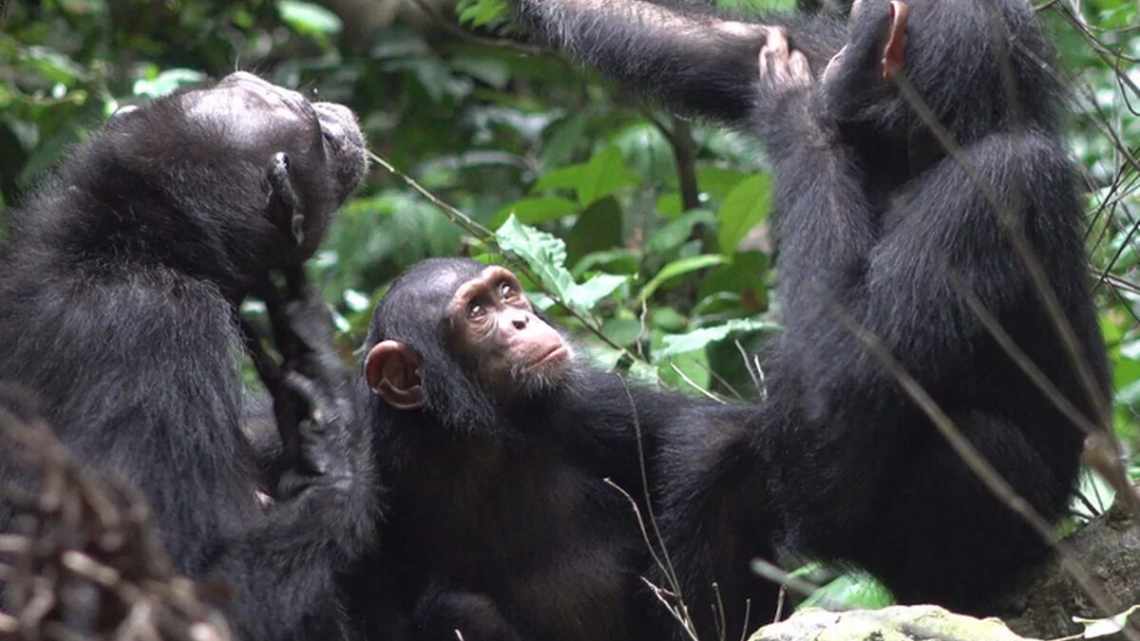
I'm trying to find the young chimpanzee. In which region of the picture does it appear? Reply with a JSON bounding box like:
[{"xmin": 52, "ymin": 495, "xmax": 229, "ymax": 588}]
[
  {"xmin": 345, "ymin": 257, "xmax": 750, "ymax": 641},
  {"xmin": 0, "ymin": 72, "xmax": 378, "ymax": 641},
  {"xmin": 516, "ymin": 0, "xmax": 1111, "ymax": 634}
]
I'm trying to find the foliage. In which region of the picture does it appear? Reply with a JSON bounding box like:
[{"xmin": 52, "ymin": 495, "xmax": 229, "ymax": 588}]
[{"xmin": 1, "ymin": 0, "xmax": 1137, "ymax": 615}]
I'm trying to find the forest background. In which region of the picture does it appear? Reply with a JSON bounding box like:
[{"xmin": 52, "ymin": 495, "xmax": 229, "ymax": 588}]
[{"xmin": 0, "ymin": 0, "xmax": 1137, "ymax": 609}]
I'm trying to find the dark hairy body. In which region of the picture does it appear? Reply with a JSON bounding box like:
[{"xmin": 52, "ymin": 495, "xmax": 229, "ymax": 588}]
[
  {"xmin": 345, "ymin": 258, "xmax": 746, "ymax": 641},
  {"xmin": 0, "ymin": 72, "xmax": 378, "ymax": 641},
  {"xmin": 515, "ymin": 0, "xmax": 1111, "ymax": 638}
]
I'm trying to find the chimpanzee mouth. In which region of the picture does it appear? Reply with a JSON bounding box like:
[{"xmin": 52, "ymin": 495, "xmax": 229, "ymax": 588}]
[{"xmin": 532, "ymin": 345, "xmax": 570, "ymax": 369}]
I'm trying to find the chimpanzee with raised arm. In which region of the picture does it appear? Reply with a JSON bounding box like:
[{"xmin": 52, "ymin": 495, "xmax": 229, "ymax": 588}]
[{"xmin": 511, "ymin": 0, "xmax": 1110, "ymax": 637}]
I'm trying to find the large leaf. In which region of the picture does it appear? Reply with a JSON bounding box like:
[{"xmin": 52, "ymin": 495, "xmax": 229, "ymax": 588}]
[
  {"xmin": 796, "ymin": 571, "xmax": 895, "ymax": 611},
  {"xmin": 717, "ymin": 174, "xmax": 772, "ymax": 255},
  {"xmin": 566, "ymin": 196, "xmax": 623, "ymax": 264},
  {"xmin": 536, "ymin": 145, "xmax": 642, "ymax": 207},
  {"xmin": 638, "ymin": 254, "xmax": 728, "ymax": 302},
  {"xmin": 495, "ymin": 215, "xmax": 626, "ymax": 316},
  {"xmin": 570, "ymin": 273, "xmax": 628, "ymax": 311},
  {"xmin": 646, "ymin": 209, "xmax": 717, "ymax": 255},
  {"xmin": 577, "ymin": 146, "xmax": 639, "ymax": 207},
  {"xmin": 132, "ymin": 69, "xmax": 206, "ymax": 98},
  {"xmin": 491, "ymin": 196, "xmax": 580, "ymax": 228},
  {"xmin": 655, "ymin": 318, "xmax": 776, "ymax": 360},
  {"xmin": 278, "ymin": 0, "xmax": 342, "ymax": 36}
]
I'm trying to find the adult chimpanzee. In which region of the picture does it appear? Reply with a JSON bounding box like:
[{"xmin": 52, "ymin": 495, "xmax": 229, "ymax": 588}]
[
  {"xmin": 516, "ymin": 0, "xmax": 1110, "ymax": 635},
  {"xmin": 345, "ymin": 257, "xmax": 746, "ymax": 641},
  {"xmin": 0, "ymin": 72, "xmax": 378, "ymax": 640}
]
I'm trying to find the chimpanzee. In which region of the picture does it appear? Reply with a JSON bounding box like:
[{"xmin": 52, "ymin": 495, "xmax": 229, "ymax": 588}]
[
  {"xmin": 344, "ymin": 257, "xmax": 748, "ymax": 641},
  {"xmin": 515, "ymin": 0, "xmax": 1110, "ymax": 635},
  {"xmin": 0, "ymin": 72, "xmax": 378, "ymax": 640}
]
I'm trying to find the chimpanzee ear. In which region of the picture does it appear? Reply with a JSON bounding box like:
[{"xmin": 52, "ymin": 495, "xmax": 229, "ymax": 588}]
[
  {"xmin": 881, "ymin": 1, "xmax": 909, "ymax": 81},
  {"xmin": 365, "ymin": 340, "xmax": 425, "ymax": 410}
]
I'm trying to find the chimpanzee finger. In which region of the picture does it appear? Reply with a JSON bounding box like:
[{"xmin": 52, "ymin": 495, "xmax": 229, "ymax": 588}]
[
  {"xmin": 281, "ymin": 371, "xmax": 333, "ymax": 431},
  {"xmin": 764, "ymin": 27, "xmax": 790, "ymax": 59},
  {"xmin": 789, "ymin": 51, "xmax": 812, "ymax": 87}
]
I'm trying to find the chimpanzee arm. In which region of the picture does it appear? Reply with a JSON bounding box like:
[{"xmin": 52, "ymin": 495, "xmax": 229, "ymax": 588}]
[
  {"xmin": 514, "ymin": 0, "xmax": 844, "ymax": 124},
  {"xmin": 210, "ymin": 279, "xmax": 379, "ymax": 640},
  {"xmin": 772, "ymin": 129, "xmax": 1088, "ymax": 416}
]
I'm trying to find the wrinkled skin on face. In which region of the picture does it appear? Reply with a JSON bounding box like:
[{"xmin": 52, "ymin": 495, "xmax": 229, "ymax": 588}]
[
  {"xmin": 102, "ymin": 72, "xmax": 367, "ymax": 290},
  {"xmin": 365, "ymin": 265, "xmax": 575, "ymax": 412},
  {"xmin": 445, "ymin": 266, "xmax": 573, "ymax": 398}
]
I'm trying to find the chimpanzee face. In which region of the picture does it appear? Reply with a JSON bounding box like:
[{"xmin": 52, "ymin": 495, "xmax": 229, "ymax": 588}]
[
  {"xmin": 365, "ymin": 265, "xmax": 574, "ymax": 412},
  {"xmin": 103, "ymin": 72, "xmax": 367, "ymax": 272},
  {"xmin": 445, "ymin": 266, "xmax": 573, "ymax": 395}
]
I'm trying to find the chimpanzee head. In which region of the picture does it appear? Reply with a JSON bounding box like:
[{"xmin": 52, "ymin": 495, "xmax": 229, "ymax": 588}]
[
  {"xmin": 819, "ymin": 0, "xmax": 1059, "ymax": 142},
  {"xmin": 363, "ymin": 258, "xmax": 576, "ymax": 434},
  {"xmin": 53, "ymin": 71, "xmax": 366, "ymax": 296}
]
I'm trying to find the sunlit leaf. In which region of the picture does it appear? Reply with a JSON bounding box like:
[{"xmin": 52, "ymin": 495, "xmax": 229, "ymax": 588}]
[
  {"xmin": 1073, "ymin": 605, "xmax": 1140, "ymax": 639},
  {"xmin": 797, "ymin": 572, "xmax": 895, "ymax": 611},
  {"xmin": 638, "ymin": 255, "xmax": 728, "ymax": 302},
  {"xmin": 655, "ymin": 318, "xmax": 775, "ymax": 360},
  {"xmin": 278, "ymin": 0, "xmax": 342, "ymax": 36},
  {"xmin": 132, "ymin": 69, "xmax": 206, "ymax": 98}
]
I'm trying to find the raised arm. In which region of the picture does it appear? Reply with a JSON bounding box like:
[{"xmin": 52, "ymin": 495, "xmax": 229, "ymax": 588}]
[{"xmin": 514, "ymin": 0, "xmax": 844, "ymax": 125}]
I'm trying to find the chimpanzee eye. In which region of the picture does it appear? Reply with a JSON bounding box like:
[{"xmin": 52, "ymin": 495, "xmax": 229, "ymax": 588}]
[
  {"xmin": 467, "ymin": 302, "xmax": 485, "ymax": 320},
  {"xmin": 499, "ymin": 281, "xmax": 517, "ymax": 300}
]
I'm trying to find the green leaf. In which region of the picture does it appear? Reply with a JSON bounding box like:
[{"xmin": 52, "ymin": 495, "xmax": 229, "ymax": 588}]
[
  {"xmin": 533, "ymin": 164, "xmax": 587, "ymax": 193},
  {"xmin": 601, "ymin": 317, "xmax": 644, "ymax": 347},
  {"xmin": 696, "ymin": 166, "xmax": 757, "ymax": 202},
  {"xmin": 797, "ymin": 572, "xmax": 895, "ymax": 611},
  {"xmin": 451, "ymin": 57, "xmax": 512, "ymax": 89},
  {"xmin": 456, "ymin": 0, "xmax": 510, "ymax": 27},
  {"xmin": 659, "ymin": 349, "xmax": 712, "ymax": 392},
  {"xmin": 566, "ymin": 196, "xmax": 623, "ymax": 264},
  {"xmin": 646, "ymin": 209, "xmax": 716, "ymax": 255},
  {"xmin": 656, "ymin": 193, "xmax": 684, "ymax": 219},
  {"xmin": 717, "ymin": 174, "xmax": 772, "ymax": 255},
  {"xmin": 577, "ymin": 146, "xmax": 638, "ymax": 207},
  {"xmin": 496, "ymin": 215, "xmax": 575, "ymax": 297},
  {"xmin": 568, "ymin": 273, "xmax": 628, "ymax": 311},
  {"xmin": 491, "ymin": 196, "xmax": 580, "ymax": 228},
  {"xmin": 655, "ymin": 318, "xmax": 775, "ymax": 360},
  {"xmin": 495, "ymin": 216, "xmax": 624, "ymax": 316},
  {"xmin": 132, "ymin": 69, "xmax": 206, "ymax": 98},
  {"xmin": 278, "ymin": 0, "xmax": 342, "ymax": 36},
  {"xmin": 573, "ymin": 249, "xmax": 641, "ymax": 277},
  {"xmin": 638, "ymin": 255, "xmax": 728, "ymax": 302},
  {"xmin": 651, "ymin": 307, "xmax": 687, "ymax": 332},
  {"xmin": 22, "ymin": 46, "xmax": 85, "ymax": 85}
]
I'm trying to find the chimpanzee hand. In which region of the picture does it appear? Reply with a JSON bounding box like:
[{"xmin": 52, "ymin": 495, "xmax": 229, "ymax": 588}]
[
  {"xmin": 254, "ymin": 266, "xmax": 358, "ymax": 499},
  {"xmin": 755, "ymin": 27, "xmax": 822, "ymax": 139},
  {"xmin": 758, "ymin": 28, "xmax": 812, "ymax": 96}
]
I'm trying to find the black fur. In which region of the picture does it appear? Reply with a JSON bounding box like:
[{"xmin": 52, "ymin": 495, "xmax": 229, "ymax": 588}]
[
  {"xmin": 345, "ymin": 258, "xmax": 724, "ymax": 641},
  {"xmin": 0, "ymin": 72, "xmax": 378, "ymax": 641},
  {"xmin": 516, "ymin": 0, "xmax": 1110, "ymax": 638}
]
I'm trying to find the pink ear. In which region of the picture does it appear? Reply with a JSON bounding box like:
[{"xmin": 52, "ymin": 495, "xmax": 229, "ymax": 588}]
[
  {"xmin": 365, "ymin": 340, "xmax": 425, "ymax": 410},
  {"xmin": 881, "ymin": 1, "xmax": 909, "ymax": 81}
]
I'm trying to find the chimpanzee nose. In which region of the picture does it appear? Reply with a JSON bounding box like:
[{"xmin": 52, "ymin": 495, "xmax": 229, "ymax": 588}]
[{"xmin": 505, "ymin": 309, "xmax": 530, "ymax": 331}]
